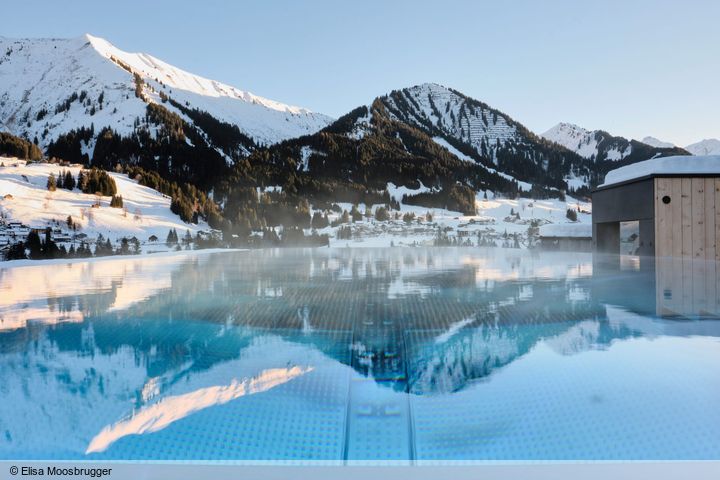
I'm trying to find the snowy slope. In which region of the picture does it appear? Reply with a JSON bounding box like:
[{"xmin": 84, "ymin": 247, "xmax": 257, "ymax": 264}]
[
  {"xmin": 638, "ymin": 137, "xmax": 720, "ymax": 156},
  {"xmin": 0, "ymin": 34, "xmax": 332, "ymax": 151},
  {"xmin": 542, "ymin": 123, "xmax": 631, "ymax": 161},
  {"xmin": 377, "ymin": 84, "xmax": 597, "ymax": 190},
  {"xmin": 541, "ymin": 121, "xmax": 692, "ymax": 183},
  {"xmin": 641, "ymin": 136, "xmax": 675, "ymax": 148},
  {"xmin": 685, "ymin": 138, "xmax": 720, "ymax": 156},
  {"xmin": 0, "ymin": 158, "xmax": 206, "ymax": 244},
  {"xmin": 322, "ymin": 189, "xmax": 592, "ymax": 249},
  {"xmin": 381, "ymin": 83, "xmax": 524, "ymax": 161}
]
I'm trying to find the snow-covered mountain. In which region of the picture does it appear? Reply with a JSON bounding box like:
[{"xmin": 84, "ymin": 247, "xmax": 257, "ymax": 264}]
[
  {"xmin": 378, "ymin": 84, "xmax": 590, "ymax": 187},
  {"xmin": 541, "ymin": 122, "xmax": 689, "ymax": 165},
  {"xmin": 624, "ymin": 136, "xmax": 720, "ymax": 156},
  {"xmin": 641, "ymin": 136, "xmax": 675, "ymax": 149},
  {"xmin": 685, "ymin": 138, "xmax": 720, "ymax": 156},
  {"xmin": 0, "ymin": 34, "xmax": 332, "ymax": 152},
  {"xmin": 542, "ymin": 123, "xmax": 608, "ymax": 159},
  {"xmin": 379, "ymin": 83, "xmax": 524, "ymax": 159},
  {"xmin": 368, "ymin": 83, "xmax": 602, "ymax": 190}
]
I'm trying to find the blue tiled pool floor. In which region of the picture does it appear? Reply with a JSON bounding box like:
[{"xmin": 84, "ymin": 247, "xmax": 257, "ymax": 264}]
[{"xmin": 0, "ymin": 248, "xmax": 718, "ymax": 460}]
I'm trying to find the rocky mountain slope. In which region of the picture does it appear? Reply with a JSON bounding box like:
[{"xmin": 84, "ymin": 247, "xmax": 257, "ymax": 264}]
[{"xmin": 542, "ymin": 122, "xmax": 688, "ymax": 163}]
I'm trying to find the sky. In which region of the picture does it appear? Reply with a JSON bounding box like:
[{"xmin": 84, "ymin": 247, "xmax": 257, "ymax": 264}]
[{"xmin": 3, "ymin": 0, "xmax": 718, "ymax": 145}]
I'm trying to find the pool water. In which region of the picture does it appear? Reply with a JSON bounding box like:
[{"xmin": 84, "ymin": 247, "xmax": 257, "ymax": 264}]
[{"xmin": 0, "ymin": 248, "xmax": 718, "ymax": 461}]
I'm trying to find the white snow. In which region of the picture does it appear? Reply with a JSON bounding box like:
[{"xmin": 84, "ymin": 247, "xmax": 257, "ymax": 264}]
[
  {"xmin": 386, "ymin": 181, "xmax": 432, "ymax": 202},
  {"xmin": 299, "ymin": 146, "xmax": 326, "ymax": 172},
  {"xmin": 385, "ymin": 83, "xmax": 520, "ymax": 160},
  {"xmin": 641, "ymin": 136, "xmax": 675, "ymax": 149},
  {"xmin": 542, "ymin": 123, "xmax": 600, "ymax": 160},
  {"xmin": 542, "ymin": 122, "xmax": 631, "ymax": 162},
  {"xmin": 600, "ymin": 155, "xmax": 720, "ymax": 187},
  {"xmin": 538, "ymin": 223, "xmax": 591, "ymax": 238},
  {"xmin": 685, "ymin": 138, "xmax": 720, "ymax": 156},
  {"xmin": 324, "ymin": 190, "xmax": 591, "ymax": 249},
  {"xmin": 0, "ymin": 158, "xmax": 206, "ymax": 244},
  {"xmin": 0, "ymin": 34, "xmax": 333, "ymax": 152},
  {"xmin": 431, "ymin": 136, "xmax": 532, "ymax": 191}
]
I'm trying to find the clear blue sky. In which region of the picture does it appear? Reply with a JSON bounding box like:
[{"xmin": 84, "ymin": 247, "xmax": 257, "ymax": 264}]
[{"xmin": 4, "ymin": 0, "xmax": 718, "ymax": 145}]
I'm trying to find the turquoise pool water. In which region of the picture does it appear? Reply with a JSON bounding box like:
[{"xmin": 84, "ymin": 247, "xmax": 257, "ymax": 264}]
[{"xmin": 0, "ymin": 248, "xmax": 718, "ymax": 461}]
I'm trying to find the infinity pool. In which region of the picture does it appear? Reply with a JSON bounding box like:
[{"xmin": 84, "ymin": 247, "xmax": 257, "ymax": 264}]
[{"xmin": 0, "ymin": 248, "xmax": 718, "ymax": 461}]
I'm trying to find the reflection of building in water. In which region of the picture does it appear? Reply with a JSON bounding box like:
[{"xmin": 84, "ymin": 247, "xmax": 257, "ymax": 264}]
[
  {"xmin": 3, "ymin": 248, "xmax": 720, "ymax": 460},
  {"xmin": 656, "ymin": 256, "xmax": 719, "ymax": 318},
  {"xmin": 594, "ymin": 254, "xmax": 720, "ymax": 319},
  {"xmin": 538, "ymin": 223, "xmax": 592, "ymax": 252},
  {"xmin": 592, "ymin": 156, "xmax": 720, "ymax": 262}
]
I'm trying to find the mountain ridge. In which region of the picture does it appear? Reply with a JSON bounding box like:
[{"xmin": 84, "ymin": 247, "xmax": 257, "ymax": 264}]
[{"xmin": 0, "ymin": 34, "xmax": 333, "ymax": 151}]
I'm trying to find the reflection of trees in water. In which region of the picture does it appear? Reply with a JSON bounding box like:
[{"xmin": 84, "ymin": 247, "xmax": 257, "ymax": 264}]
[{"xmin": 1, "ymin": 249, "xmax": 625, "ymax": 397}]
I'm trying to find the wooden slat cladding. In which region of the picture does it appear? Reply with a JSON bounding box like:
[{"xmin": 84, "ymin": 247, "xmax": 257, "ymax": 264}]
[{"xmin": 654, "ymin": 177, "xmax": 719, "ymax": 317}]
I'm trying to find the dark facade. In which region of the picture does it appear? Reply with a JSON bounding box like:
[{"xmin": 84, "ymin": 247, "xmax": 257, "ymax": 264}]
[{"xmin": 592, "ymin": 178, "xmax": 655, "ymax": 256}]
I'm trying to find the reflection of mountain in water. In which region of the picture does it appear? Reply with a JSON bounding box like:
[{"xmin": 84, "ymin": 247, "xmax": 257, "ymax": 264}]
[{"xmin": 2, "ymin": 248, "xmax": 719, "ymax": 459}]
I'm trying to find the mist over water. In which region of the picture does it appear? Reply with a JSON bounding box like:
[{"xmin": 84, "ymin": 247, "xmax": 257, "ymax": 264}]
[{"xmin": 1, "ymin": 248, "xmax": 719, "ymax": 460}]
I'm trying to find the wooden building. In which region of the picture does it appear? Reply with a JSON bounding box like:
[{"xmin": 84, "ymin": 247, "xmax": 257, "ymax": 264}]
[
  {"xmin": 592, "ymin": 155, "xmax": 720, "ymax": 318},
  {"xmin": 592, "ymin": 155, "xmax": 720, "ymax": 258}
]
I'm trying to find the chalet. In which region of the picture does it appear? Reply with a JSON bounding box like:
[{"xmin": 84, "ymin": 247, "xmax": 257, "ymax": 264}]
[
  {"xmin": 593, "ymin": 155, "xmax": 720, "ymax": 318},
  {"xmin": 592, "ymin": 155, "xmax": 720, "ymax": 258}
]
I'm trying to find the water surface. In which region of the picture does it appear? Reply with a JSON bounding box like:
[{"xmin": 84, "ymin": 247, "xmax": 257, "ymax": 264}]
[{"xmin": 0, "ymin": 248, "xmax": 718, "ymax": 461}]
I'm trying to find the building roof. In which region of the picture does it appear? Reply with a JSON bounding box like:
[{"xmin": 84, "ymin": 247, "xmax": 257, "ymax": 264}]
[
  {"xmin": 600, "ymin": 155, "xmax": 720, "ymax": 188},
  {"xmin": 538, "ymin": 223, "xmax": 592, "ymax": 238}
]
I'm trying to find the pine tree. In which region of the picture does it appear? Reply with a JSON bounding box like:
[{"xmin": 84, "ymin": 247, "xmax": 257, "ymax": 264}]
[
  {"xmin": 65, "ymin": 170, "xmax": 76, "ymax": 190},
  {"xmin": 118, "ymin": 237, "xmax": 130, "ymax": 255},
  {"xmin": 110, "ymin": 195, "xmax": 123, "ymax": 208},
  {"xmin": 4, "ymin": 242, "xmax": 27, "ymax": 261},
  {"xmin": 166, "ymin": 228, "xmax": 178, "ymax": 244},
  {"xmin": 350, "ymin": 205, "xmax": 362, "ymax": 222},
  {"xmin": 47, "ymin": 174, "xmax": 57, "ymax": 191},
  {"xmin": 374, "ymin": 206, "xmax": 390, "ymax": 222}
]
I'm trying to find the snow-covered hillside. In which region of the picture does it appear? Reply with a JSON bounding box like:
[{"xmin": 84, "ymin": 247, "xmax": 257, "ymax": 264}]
[
  {"xmin": 0, "ymin": 158, "xmax": 206, "ymax": 247},
  {"xmin": 0, "ymin": 34, "xmax": 332, "ymax": 151},
  {"xmin": 321, "ymin": 189, "xmax": 592, "ymax": 248},
  {"xmin": 541, "ymin": 122, "xmax": 692, "ymax": 176},
  {"xmin": 368, "ymin": 83, "xmax": 602, "ymax": 190},
  {"xmin": 542, "ymin": 123, "xmax": 631, "ymax": 161},
  {"xmin": 381, "ymin": 83, "xmax": 526, "ymax": 161},
  {"xmin": 685, "ymin": 138, "xmax": 720, "ymax": 156}
]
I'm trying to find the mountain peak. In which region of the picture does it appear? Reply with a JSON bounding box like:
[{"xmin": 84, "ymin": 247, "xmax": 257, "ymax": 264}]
[
  {"xmin": 543, "ymin": 122, "xmax": 592, "ymax": 137},
  {"xmin": 0, "ymin": 34, "xmax": 332, "ymax": 149},
  {"xmin": 640, "ymin": 136, "xmax": 675, "ymax": 149},
  {"xmin": 541, "ymin": 123, "xmax": 600, "ymax": 159},
  {"xmin": 542, "ymin": 122, "xmax": 689, "ymax": 164},
  {"xmin": 685, "ymin": 138, "xmax": 720, "ymax": 156}
]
